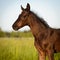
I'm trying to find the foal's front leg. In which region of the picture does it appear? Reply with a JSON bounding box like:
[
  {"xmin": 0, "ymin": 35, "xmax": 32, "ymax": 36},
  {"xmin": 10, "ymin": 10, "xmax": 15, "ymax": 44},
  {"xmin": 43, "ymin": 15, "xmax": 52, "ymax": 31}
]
[
  {"xmin": 38, "ymin": 51, "xmax": 46, "ymax": 60},
  {"xmin": 34, "ymin": 42, "xmax": 46, "ymax": 60},
  {"xmin": 47, "ymin": 45, "xmax": 54, "ymax": 60}
]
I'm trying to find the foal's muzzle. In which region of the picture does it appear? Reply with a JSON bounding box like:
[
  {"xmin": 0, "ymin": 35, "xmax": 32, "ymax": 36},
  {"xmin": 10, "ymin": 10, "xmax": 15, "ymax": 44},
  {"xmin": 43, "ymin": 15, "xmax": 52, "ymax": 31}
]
[{"xmin": 12, "ymin": 24, "xmax": 19, "ymax": 31}]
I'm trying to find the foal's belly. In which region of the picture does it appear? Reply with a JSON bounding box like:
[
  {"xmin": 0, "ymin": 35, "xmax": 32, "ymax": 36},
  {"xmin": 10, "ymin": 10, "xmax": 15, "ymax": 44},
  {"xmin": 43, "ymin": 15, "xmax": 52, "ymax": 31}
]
[{"xmin": 54, "ymin": 39, "xmax": 60, "ymax": 52}]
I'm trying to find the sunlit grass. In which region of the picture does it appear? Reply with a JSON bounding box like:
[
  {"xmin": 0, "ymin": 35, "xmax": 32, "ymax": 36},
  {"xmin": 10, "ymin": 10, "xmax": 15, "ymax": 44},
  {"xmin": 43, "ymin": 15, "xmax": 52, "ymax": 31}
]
[
  {"xmin": 0, "ymin": 38, "xmax": 60, "ymax": 60},
  {"xmin": 0, "ymin": 38, "xmax": 38, "ymax": 60}
]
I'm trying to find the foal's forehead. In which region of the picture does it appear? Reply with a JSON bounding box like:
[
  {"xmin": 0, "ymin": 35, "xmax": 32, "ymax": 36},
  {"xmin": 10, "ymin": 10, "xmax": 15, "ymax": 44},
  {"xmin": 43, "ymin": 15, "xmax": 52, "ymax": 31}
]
[
  {"xmin": 21, "ymin": 9, "xmax": 29, "ymax": 14},
  {"xmin": 22, "ymin": 9, "xmax": 29, "ymax": 12}
]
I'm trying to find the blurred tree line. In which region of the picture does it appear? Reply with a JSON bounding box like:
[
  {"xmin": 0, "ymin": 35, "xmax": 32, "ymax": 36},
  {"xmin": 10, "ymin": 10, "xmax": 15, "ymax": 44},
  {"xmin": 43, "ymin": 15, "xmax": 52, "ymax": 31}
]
[{"xmin": 0, "ymin": 28, "xmax": 33, "ymax": 38}]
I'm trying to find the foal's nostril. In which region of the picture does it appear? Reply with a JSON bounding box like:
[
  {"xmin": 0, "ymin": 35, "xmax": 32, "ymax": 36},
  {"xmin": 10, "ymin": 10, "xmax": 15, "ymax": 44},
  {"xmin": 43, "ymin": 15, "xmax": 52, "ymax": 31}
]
[
  {"xmin": 12, "ymin": 24, "xmax": 15, "ymax": 29},
  {"xmin": 12, "ymin": 24, "xmax": 16, "ymax": 29}
]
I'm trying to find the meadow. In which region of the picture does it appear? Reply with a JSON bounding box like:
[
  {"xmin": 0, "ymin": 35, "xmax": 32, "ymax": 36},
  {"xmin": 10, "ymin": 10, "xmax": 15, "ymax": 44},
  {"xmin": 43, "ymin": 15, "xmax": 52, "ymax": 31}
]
[{"xmin": 0, "ymin": 37, "xmax": 60, "ymax": 60}]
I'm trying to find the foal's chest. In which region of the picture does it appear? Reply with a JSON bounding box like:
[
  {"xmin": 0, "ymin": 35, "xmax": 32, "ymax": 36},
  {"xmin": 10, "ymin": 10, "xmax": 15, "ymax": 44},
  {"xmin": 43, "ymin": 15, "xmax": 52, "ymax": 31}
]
[{"xmin": 35, "ymin": 29, "xmax": 57, "ymax": 50}]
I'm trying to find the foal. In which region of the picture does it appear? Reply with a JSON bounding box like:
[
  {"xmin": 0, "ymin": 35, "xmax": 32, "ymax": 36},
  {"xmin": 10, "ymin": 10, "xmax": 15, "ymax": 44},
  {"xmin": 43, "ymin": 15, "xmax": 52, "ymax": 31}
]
[{"xmin": 12, "ymin": 3, "xmax": 60, "ymax": 60}]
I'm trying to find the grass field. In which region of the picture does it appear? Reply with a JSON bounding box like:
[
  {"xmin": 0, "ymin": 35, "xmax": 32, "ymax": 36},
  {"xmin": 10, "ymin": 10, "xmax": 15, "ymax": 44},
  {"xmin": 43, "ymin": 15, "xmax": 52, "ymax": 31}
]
[{"xmin": 0, "ymin": 37, "xmax": 60, "ymax": 60}]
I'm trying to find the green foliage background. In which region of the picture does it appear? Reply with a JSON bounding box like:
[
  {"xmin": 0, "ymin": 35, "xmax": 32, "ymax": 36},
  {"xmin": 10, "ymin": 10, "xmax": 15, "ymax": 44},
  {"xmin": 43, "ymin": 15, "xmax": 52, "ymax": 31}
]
[{"xmin": 0, "ymin": 28, "xmax": 33, "ymax": 38}]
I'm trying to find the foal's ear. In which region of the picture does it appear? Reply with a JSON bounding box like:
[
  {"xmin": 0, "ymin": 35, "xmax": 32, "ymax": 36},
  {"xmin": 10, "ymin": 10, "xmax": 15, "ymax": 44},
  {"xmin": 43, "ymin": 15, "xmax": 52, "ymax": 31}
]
[
  {"xmin": 26, "ymin": 3, "xmax": 30, "ymax": 11},
  {"xmin": 21, "ymin": 5, "xmax": 24, "ymax": 11}
]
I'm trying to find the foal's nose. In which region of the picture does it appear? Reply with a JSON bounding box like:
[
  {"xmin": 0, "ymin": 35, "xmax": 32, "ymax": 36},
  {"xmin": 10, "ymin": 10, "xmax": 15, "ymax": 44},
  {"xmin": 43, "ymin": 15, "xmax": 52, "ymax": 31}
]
[
  {"xmin": 12, "ymin": 24, "xmax": 18, "ymax": 31},
  {"xmin": 12, "ymin": 24, "xmax": 15, "ymax": 29}
]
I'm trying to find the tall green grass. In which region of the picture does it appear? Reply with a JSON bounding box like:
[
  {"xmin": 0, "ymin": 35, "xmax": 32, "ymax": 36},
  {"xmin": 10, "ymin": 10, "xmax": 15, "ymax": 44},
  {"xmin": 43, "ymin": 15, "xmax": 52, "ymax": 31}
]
[
  {"xmin": 0, "ymin": 38, "xmax": 60, "ymax": 60},
  {"xmin": 0, "ymin": 38, "xmax": 38, "ymax": 60}
]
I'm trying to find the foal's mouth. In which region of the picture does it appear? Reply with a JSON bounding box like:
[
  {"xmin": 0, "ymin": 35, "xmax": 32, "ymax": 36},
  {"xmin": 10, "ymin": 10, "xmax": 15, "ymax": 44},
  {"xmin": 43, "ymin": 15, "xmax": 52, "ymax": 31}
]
[{"xmin": 12, "ymin": 25, "xmax": 19, "ymax": 31}]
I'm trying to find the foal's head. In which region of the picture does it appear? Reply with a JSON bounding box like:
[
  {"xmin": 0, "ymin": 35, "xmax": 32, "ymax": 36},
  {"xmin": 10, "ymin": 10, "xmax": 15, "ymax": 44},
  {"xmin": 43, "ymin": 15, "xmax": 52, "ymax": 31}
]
[{"xmin": 12, "ymin": 3, "xmax": 30, "ymax": 30}]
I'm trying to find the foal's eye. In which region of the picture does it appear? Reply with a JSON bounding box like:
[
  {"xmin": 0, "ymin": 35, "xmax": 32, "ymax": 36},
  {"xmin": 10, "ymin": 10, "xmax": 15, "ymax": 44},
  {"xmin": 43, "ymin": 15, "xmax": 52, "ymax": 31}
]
[{"xmin": 24, "ymin": 15, "xmax": 26, "ymax": 18}]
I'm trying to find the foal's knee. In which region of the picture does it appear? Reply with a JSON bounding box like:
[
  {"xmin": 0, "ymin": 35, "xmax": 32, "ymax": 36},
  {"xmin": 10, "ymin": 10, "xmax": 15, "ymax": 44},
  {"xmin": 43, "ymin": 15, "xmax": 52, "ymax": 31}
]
[
  {"xmin": 38, "ymin": 52, "xmax": 46, "ymax": 60},
  {"xmin": 47, "ymin": 47, "xmax": 54, "ymax": 60}
]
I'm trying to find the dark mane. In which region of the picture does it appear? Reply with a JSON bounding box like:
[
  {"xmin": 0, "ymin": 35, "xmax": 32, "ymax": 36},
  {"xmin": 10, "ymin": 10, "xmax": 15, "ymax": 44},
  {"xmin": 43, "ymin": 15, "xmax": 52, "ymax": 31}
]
[{"xmin": 30, "ymin": 11, "xmax": 50, "ymax": 28}]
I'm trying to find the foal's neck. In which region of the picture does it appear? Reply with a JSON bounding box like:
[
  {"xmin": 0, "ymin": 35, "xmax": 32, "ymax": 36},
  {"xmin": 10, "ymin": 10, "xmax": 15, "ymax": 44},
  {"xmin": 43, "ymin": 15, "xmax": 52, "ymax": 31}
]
[{"xmin": 28, "ymin": 12, "xmax": 48, "ymax": 36}]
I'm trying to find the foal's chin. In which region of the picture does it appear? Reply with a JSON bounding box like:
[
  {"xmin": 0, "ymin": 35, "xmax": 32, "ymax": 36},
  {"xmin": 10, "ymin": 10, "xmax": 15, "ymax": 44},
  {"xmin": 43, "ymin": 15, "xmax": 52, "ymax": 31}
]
[
  {"xmin": 14, "ymin": 28, "xmax": 19, "ymax": 31},
  {"xmin": 13, "ymin": 27, "xmax": 19, "ymax": 31}
]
